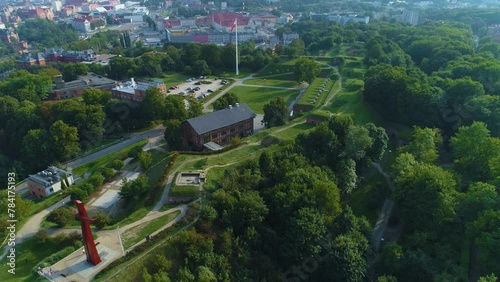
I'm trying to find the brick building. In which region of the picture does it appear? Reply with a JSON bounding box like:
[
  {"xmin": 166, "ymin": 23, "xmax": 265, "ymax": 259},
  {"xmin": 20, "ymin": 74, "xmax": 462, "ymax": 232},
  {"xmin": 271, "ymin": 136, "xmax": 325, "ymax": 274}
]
[
  {"xmin": 51, "ymin": 72, "xmax": 116, "ymax": 100},
  {"xmin": 111, "ymin": 78, "xmax": 166, "ymax": 102},
  {"xmin": 16, "ymin": 52, "xmax": 45, "ymax": 68},
  {"xmin": 28, "ymin": 166, "xmax": 74, "ymax": 199},
  {"xmin": 182, "ymin": 103, "xmax": 256, "ymax": 151}
]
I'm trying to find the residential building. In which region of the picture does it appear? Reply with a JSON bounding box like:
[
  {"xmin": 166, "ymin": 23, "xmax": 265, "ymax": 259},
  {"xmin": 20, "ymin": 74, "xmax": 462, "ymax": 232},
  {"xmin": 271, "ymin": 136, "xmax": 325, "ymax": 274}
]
[
  {"xmin": 283, "ymin": 33, "xmax": 299, "ymax": 45},
  {"xmin": 16, "ymin": 52, "xmax": 45, "ymax": 68},
  {"xmin": 402, "ymin": 9, "xmax": 419, "ymax": 26},
  {"xmin": 20, "ymin": 7, "xmax": 55, "ymax": 20},
  {"xmin": 111, "ymin": 78, "xmax": 166, "ymax": 102},
  {"xmin": 182, "ymin": 103, "xmax": 256, "ymax": 151},
  {"xmin": 51, "ymin": 72, "xmax": 117, "ymax": 100},
  {"xmin": 71, "ymin": 17, "xmax": 91, "ymax": 32},
  {"xmin": 28, "ymin": 166, "xmax": 74, "ymax": 199}
]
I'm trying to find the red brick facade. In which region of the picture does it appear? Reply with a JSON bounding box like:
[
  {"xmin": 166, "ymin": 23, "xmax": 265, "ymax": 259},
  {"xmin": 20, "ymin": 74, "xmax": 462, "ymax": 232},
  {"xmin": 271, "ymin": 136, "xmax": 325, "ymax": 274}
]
[{"xmin": 182, "ymin": 118, "xmax": 254, "ymax": 151}]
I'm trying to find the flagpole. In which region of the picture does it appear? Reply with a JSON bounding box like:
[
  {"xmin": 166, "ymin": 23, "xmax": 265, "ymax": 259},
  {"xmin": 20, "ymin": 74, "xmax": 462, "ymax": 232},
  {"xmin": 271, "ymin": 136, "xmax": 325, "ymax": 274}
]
[{"xmin": 235, "ymin": 19, "xmax": 239, "ymax": 76}]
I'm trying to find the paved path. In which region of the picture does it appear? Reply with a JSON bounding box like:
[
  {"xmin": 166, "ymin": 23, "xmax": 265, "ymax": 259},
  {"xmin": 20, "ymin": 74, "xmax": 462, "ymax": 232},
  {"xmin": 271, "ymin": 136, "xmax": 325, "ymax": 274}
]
[
  {"xmin": 125, "ymin": 205, "xmax": 188, "ymax": 252},
  {"xmin": 371, "ymin": 162, "xmax": 396, "ymax": 251},
  {"xmin": 153, "ymin": 175, "xmax": 174, "ymax": 212},
  {"xmin": 0, "ymin": 196, "xmax": 71, "ymax": 260},
  {"xmin": 64, "ymin": 125, "xmax": 165, "ymax": 170}
]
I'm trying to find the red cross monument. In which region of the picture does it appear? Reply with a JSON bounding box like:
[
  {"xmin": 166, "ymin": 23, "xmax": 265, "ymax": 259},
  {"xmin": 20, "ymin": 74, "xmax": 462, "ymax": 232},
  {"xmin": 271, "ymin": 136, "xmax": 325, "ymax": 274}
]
[{"xmin": 74, "ymin": 200, "xmax": 102, "ymax": 265}]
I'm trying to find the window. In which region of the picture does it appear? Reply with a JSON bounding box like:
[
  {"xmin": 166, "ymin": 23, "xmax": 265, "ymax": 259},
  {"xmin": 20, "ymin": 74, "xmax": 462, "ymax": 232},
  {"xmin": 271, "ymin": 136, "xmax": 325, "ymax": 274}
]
[
  {"xmin": 212, "ymin": 133, "xmax": 217, "ymax": 139},
  {"xmin": 230, "ymin": 127, "xmax": 235, "ymax": 133},
  {"xmin": 49, "ymin": 188, "xmax": 54, "ymax": 193},
  {"xmin": 222, "ymin": 138, "xmax": 228, "ymax": 144},
  {"xmin": 204, "ymin": 136, "xmax": 210, "ymax": 143},
  {"xmin": 239, "ymin": 124, "xmax": 244, "ymax": 130}
]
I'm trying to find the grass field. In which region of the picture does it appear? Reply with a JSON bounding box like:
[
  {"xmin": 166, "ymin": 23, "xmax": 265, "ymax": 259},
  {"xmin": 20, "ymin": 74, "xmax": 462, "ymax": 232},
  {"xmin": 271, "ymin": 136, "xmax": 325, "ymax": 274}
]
[
  {"xmin": 160, "ymin": 72, "xmax": 191, "ymax": 86},
  {"xmin": 297, "ymin": 76, "xmax": 334, "ymax": 108},
  {"xmin": 169, "ymin": 184, "xmax": 200, "ymax": 198},
  {"xmin": 270, "ymin": 122, "xmax": 315, "ymax": 140},
  {"xmin": 73, "ymin": 140, "xmax": 148, "ymax": 176},
  {"xmin": 122, "ymin": 210, "xmax": 180, "ymax": 249},
  {"xmin": 0, "ymin": 237, "xmax": 73, "ymax": 282},
  {"xmin": 243, "ymin": 78, "xmax": 298, "ymax": 88},
  {"xmin": 254, "ymin": 59, "xmax": 298, "ymax": 77},
  {"xmin": 231, "ymin": 86, "xmax": 298, "ymax": 114}
]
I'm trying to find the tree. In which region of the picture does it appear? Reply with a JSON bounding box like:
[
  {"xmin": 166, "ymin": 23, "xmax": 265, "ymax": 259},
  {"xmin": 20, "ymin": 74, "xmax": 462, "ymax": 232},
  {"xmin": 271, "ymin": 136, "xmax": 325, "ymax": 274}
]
[
  {"xmin": 93, "ymin": 212, "xmax": 112, "ymax": 229},
  {"xmin": 187, "ymin": 96, "xmax": 203, "ymax": 118},
  {"xmin": 192, "ymin": 60, "xmax": 211, "ymax": 76},
  {"xmin": 294, "ymin": 57, "xmax": 321, "ymax": 83},
  {"xmin": 212, "ymin": 93, "xmax": 239, "ymax": 111},
  {"xmin": 138, "ymin": 150, "xmax": 153, "ymax": 170},
  {"xmin": 164, "ymin": 95, "xmax": 188, "ymax": 121},
  {"xmin": 197, "ymin": 266, "xmax": 217, "ymax": 282},
  {"xmin": 110, "ymin": 159, "xmax": 124, "ymax": 170},
  {"xmin": 263, "ymin": 97, "xmax": 289, "ymax": 128},
  {"xmin": 326, "ymin": 231, "xmax": 369, "ymax": 282},
  {"xmin": 50, "ymin": 120, "xmax": 80, "ymax": 160},
  {"xmin": 21, "ymin": 129, "xmax": 53, "ymax": 171},
  {"xmin": 393, "ymin": 155, "xmax": 457, "ymax": 232},
  {"xmin": 119, "ymin": 175, "xmax": 149, "ymax": 201},
  {"xmin": 364, "ymin": 123, "xmax": 389, "ymax": 161},
  {"xmin": 163, "ymin": 119, "xmax": 183, "ymax": 150},
  {"xmin": 47, "ymin": 207, "xmax": 74, "ymax": 227},
  {"xmin": 285, "ymin": 38, "xmax": 305, "ymax": 57},
  {"xmin": 141, "ymin": 87, "xmax": 166, "ymax": 123},
  {"xmin": 479, "ymin": 274, "xmax": 498, "ymax": 282},
  {"xmin": 344, "ymin": 126, "xmax": 373, "ymax": 161},
  {"xmin": 82, "ymin": 89, "xmax": 111, "ymax": 105},
  {"xmin": 451, "ymin": 122, "xmax": 500, "ymax": 181},
  {"xmin": 401, "ymin": 127, "xmax": 442, "ymax": 163}
]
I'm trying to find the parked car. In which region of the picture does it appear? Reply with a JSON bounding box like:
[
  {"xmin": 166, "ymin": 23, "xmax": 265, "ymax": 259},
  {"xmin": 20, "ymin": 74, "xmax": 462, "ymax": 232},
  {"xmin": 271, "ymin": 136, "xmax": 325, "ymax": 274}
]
[
  {"xmin": 207, "ymin": 89, "xmax": 213, "ymax": 93},
  {"xmin": 179, "ymin": 91, "xmax": 185, "ymax": 95},
  {"xmin": 188, "ymin": 90, "xmax": 196, "ymax": 93},
  {"xmin": 193, "ymin": 87, "xmax": 200, "ymax": 91},
  {"xmin": 194, "ymin": 82, "xmax": 201, "ymax": 85},
  {"xmin": 186, "ymin": 78, "xmax": 192, "ymax": 82}
]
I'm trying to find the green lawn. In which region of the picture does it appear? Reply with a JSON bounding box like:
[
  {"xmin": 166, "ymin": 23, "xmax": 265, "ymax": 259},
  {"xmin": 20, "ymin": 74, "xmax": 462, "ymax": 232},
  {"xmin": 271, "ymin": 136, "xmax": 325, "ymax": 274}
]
[
  {"xmin": 347, "ymin": 166, "xmax": 387, "ymax": 225},
  {"xmin": 231, "ymin": 86, "xmax": 298, "ymax": 114},
  {"xmin": 297, "ymin": 76, "xmax": 334, "ymax": 108},
  {"xmin": 0, "ymin": 237, "xmax": 72, "ymax": 282},
  {"xmin": 73, "ymin": 140, "xmax": 148, "ymax": 176},
  {"xmin": 145, "ymin": 152, "xmax": 172, "ymax": 187},
  {"xmin": 122, "ymin": 210, "xmax": 180, "ymax": 249},
  {"xmin": 106, "ymin": 207, "xmax": 151, "ymax": 230},
  {"xmin": 243, "ymin": 78, "xmax": 298, "ymax": 88},
  {"xmin": 160, "ymin": 72, "xmax": 191, "ymax": 86},
  {"xmin": 254, "ymin": 59, "xmax": 298, "ymax": 77},
  {"xmin": 169, "ymin": 184, "xmax": 200, "ymax": 198},
  {"xmin": 218, "ymin": 68, "xmax": 254, "ymax": 79},
  {"xmin": 270, "ymin": 122, "xmax": 316, "ymax": 140}
]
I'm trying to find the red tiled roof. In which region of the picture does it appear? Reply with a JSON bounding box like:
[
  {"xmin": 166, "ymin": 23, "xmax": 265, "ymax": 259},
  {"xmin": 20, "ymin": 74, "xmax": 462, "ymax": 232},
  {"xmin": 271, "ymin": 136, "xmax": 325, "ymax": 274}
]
[
  {"xmin": 212, "ymin": 12, "xmax": 249, "ymax": 27},
  {"xmin": 164, "ymin": 19, "xmax": 181, "ymax": 28}
]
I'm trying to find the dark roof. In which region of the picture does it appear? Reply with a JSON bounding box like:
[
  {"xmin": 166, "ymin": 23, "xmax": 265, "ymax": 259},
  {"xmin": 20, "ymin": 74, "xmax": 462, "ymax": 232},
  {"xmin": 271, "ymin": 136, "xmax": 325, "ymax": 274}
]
[{"xmin": 186, "ymin": 103, "xmax": 256, "ymax": 135}]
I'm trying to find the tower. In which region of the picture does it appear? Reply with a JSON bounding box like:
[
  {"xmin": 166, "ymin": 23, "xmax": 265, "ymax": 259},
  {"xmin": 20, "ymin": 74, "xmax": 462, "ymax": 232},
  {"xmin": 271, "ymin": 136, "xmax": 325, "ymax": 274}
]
[{"xmin": 74, "ymin": 200, "xmax": 102, "ymax": 266}]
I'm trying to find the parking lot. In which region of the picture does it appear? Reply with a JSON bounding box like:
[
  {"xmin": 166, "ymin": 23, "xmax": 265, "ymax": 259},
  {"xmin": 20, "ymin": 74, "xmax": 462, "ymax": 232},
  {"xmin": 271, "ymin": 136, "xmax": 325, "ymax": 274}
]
[{"xmin": 166, "ymin": 76, "xmax": 229, "ymax": 100}]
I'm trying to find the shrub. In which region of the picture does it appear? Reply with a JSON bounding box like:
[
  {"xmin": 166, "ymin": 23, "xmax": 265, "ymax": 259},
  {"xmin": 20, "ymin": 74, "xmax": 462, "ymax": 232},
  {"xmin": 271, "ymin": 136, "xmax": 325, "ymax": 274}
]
[
  {"xmin": 70, "ymin": 187, "xmax": 88, "ymax": 201},
  {"xmin": 93, "ymin": 212, "xmax": 112, "ymax": 229},
  {"xmin": 88, "ymin": 174, "xmax": 104, "ymax": 187},
  {"xmin": 110, "ymin": 159, "xmax": 124, "ymax": 170},
  {"xmin": 34, "ymin": 230, "xmax": 49, "ymax": 244},
  {"xmin": 100, "ymin": 167, "xmax": 115, "ymax": 181},
  {"xmin": 47, "ymin": 207, "xmax": 74, "ymax": 227}
]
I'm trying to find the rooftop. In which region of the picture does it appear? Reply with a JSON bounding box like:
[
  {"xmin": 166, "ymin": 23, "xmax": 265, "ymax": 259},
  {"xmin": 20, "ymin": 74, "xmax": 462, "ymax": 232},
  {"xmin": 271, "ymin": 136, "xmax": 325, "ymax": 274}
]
[
  {"xmin": 186, "ymin": 103, "xmax": 256, "ymax": 135},
  {"xmin": 54, "ymin": 72, "xmax": 116, "ymax": 91},
  {"xmin": 28, "ymin": 166, "xmax": 72, "ymax": 188}
]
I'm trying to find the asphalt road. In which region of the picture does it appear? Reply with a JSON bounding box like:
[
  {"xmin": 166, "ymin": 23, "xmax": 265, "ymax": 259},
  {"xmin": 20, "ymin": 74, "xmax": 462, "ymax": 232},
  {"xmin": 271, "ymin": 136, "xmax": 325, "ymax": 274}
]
[{"xmin": 64, "ymin": 125, "xmax": 165, "ymax": 170}]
